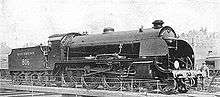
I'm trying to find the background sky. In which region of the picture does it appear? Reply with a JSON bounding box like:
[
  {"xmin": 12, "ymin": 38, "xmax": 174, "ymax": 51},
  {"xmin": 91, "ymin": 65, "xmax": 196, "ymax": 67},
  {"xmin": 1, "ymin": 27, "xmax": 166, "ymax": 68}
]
[{"xmin": 0, "ymin": 0, "xmax": 220, "ymax": 48}]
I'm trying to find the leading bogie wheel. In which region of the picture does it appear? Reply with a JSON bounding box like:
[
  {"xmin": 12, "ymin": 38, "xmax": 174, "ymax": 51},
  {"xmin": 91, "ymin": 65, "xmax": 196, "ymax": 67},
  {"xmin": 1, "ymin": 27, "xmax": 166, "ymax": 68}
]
[
  {"xmin": 176, "ymin": 78, "xmax": 191, "ymax": 93},
  {"xmin": 159, "ymin": 79, "xmax": 177, "ymax": 94}
]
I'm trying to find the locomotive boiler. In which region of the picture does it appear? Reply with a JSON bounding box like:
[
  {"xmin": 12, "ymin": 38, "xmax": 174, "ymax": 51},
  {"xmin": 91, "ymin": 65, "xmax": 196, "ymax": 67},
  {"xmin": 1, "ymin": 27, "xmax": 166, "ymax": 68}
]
[{"xmin": 8, "ymin": 20, "xmax": 203, "ymax": 94}]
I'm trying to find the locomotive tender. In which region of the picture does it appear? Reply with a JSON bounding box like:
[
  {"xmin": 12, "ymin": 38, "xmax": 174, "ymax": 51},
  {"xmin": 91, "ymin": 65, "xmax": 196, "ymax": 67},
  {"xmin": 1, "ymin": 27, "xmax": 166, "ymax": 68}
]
[{"xmin": 9, "ymin": 20, "xmax": 203, "ymax": 93}]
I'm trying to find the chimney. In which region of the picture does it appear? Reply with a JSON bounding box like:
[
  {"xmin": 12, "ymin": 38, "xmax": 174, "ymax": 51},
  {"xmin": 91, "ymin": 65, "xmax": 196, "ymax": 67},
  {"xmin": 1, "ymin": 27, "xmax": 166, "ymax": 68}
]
[
  {"xmin": 103, "ymin": 27, "xmax": 114, "ymax": 34},
  {"xmin": 152, "ymin": 20, "xmax": 164, "ymax": 29}
]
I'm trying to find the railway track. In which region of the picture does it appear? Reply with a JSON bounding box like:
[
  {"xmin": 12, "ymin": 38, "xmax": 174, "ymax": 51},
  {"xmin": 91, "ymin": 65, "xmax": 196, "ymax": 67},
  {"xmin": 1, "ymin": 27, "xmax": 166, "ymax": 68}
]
[
  {"xmin": 2, "ymin": 78, "xmax": 220, "ymax": 97},
  {"xmin": 0, "ymin": 89, "xmax": 61, "ymax": 97}
]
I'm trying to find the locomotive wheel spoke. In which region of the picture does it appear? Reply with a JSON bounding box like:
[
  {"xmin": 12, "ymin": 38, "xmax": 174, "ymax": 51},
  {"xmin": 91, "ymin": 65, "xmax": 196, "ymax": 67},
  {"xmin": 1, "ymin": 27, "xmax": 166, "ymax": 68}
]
[
  {"xmin": 141, "ymin": 82, "xmax": 154, "ymax": 92},
  {"xmin": 34, "ymin": 74, "xmax": 45, "ymax": 86},
  {"xmin": 63, "ymin": 76, "xmax": 76, "ymax": 88},
  {"xmin": 19, "ymin": 74, "xmax": 26, "ymax": 85},
  {"xmin": 123, "ymin": 81, "xmax": 139, "ymax": 92},
  {"xmin": 159, "ymin": 79, "xmax": 176, "ymax": 94},
  {"xmin": 82, "ymin": 75, "xmax": 100, "ymax": 89},
  {"xmin": 177, "ymin": 84, "xmax": 188, "ymax": 93},
  {"xmin": 159, "ymin": 85, "xmax": 175, "ymax": 94},
  {"xmin": 82, "ymin": 65, "xmax": 101, "ymax": 89},
  {"xmin": 54, "ymin": 71, "xmax": 77, "ymax": 88},
  {"xmin": 102, "ymin": 74, "xmax": 121, "ymax": 91},
  {"xmin": 35, "ymin": 79, "xmax": 44, "ymax": 86},
  {"xmin": 54, "ymin": 75, "xmax": 62, "ymax": 87},
  {"xmin": 13, "ymin": 75, "xmax": 21, "ymax": 85},
  {"xmin": 63, "ymin": 71, "xmax": 77, "ymax": 88},
  {"xmin": 177, "ymin": 78, "xmax": 190, "ymax": 93}
]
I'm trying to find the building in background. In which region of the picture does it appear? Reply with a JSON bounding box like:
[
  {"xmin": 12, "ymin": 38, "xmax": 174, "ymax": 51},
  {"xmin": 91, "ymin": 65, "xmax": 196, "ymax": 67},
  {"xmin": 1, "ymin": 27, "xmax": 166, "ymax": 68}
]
[{"xmin": 0, "ymin": 42, "xmax": 11, "ymax": 78}]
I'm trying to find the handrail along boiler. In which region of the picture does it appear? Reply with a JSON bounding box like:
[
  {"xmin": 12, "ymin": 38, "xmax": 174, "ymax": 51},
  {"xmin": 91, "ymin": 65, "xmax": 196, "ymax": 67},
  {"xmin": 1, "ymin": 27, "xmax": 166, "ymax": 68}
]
[{"xmin": 8, "ymin": 20, "xmax": 203, "ymax": 93}]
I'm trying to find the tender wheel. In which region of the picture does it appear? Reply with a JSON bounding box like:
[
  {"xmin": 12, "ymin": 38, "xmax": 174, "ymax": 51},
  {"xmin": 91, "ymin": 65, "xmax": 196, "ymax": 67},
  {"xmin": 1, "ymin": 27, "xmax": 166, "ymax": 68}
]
[
  {"xmin": 63, "ymin": 71, "xmax": 76, "ymax": 88},
  {"xmin": 102, "ymin": 74, "xmax": 121, "ymax": 91},
  {"xmin": 34, "ymin": 74, "xmax": 45, "ymax": 86},
  {"xmin": 31, "ymin": 74, "xmax": 39, "ymax": 86},
  {"xmin": 12, "ymin": 75, "xmax": 21, "ymax": 85},
  {"xmin": 54, "ymin": 75, "xmax": 62, "ymax": 87},
  {"xmin": 18, "ymin": 74, "xmax": 26, "ymax": 85},
  {"xmin": 55, "ymin": 71, "xmax": 76, "ymax": 88},
  {"xmin": 159, "ymin": 79, "xmax": 176, "ymax": 94},
  {"xmin": 71, "ymin": 70, "xmax": 84, "ymax": 87}
]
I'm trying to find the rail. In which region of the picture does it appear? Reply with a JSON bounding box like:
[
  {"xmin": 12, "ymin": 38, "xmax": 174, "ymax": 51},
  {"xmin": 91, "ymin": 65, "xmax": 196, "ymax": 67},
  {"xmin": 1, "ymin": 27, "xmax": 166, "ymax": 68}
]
[
  {"xmin": 1, "ymin": 74, "xmax": 220, "ymax": 95},
  {"xmin": 0, "ymin": 75, "xmax": 161, "ymax": 95}
]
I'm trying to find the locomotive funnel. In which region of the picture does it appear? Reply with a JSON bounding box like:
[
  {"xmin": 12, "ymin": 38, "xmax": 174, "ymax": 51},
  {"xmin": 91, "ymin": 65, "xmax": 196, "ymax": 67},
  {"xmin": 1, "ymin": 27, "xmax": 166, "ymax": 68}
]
[
  {"xmin": 103, "ymin": 27, "xmax": 114, "ymax": 34},
  {"xmin": 152, "ymin": 20, "xmax": 164, "ymax": 29}
]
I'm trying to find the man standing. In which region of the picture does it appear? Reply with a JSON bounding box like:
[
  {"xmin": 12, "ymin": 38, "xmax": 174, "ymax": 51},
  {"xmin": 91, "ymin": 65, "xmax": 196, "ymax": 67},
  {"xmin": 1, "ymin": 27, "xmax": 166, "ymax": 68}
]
[{"xmin": 200, "ymin": 63, "xmax": 210, "ymax": 78}]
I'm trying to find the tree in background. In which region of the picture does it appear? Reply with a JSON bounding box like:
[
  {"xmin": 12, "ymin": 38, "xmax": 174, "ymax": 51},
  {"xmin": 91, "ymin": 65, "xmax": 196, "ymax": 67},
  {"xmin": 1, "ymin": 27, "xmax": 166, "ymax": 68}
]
[{"xmin": 180, "ymin": 27, "xmax": 217, "ymax": 59}]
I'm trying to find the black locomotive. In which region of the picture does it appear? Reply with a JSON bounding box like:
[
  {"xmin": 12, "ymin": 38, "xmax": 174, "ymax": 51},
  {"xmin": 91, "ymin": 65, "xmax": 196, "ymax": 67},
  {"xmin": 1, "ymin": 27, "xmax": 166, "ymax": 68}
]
[{"xmin": 8, "ymin": 20, "xmax": 203, "ymax": 93}]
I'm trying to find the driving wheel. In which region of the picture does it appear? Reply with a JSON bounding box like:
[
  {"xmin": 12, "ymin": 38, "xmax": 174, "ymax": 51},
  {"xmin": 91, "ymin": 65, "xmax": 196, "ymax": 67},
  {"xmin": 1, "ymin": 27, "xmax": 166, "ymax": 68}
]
[
  {"xmin": 102, "ymin": 74, "xmax": 121, "ymax": 91},
  {"xmin": 82, "ymin": 75, "xmax": 101, "ymax": 89}
]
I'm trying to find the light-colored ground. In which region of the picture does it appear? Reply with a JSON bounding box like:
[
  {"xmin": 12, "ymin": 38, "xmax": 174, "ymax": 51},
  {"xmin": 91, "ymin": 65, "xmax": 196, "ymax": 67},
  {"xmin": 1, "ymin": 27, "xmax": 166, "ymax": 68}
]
[
  {"xmin": 1, "ymin": 79, "xmax": 220, "ymax": 97},
  {"xmin": 0, "ymin": 89, "xmax": 62, "ymax": 97}
]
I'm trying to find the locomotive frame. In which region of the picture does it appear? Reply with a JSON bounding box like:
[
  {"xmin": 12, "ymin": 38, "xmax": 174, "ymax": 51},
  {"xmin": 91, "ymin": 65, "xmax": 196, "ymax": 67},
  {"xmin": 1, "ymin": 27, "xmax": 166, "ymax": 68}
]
[{"xmin": 8, "ymin": 20, "xmax": 204, "ymax": 94}]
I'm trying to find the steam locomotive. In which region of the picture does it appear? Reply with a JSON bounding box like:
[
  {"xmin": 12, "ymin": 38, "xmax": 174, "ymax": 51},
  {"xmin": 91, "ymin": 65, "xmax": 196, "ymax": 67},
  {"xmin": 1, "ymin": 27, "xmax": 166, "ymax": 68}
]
[{"xmin": 8, "ymin": 20, "xmax": 203, "ymax": 94}]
